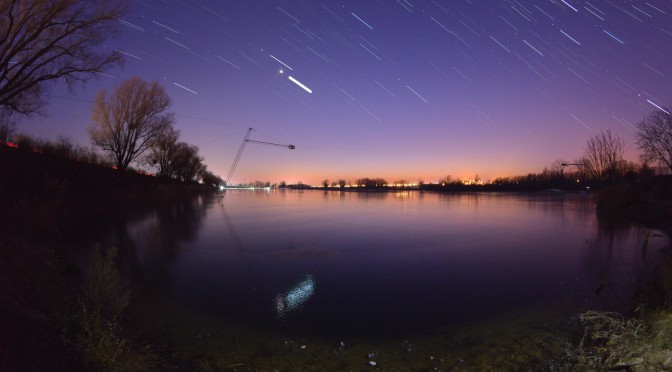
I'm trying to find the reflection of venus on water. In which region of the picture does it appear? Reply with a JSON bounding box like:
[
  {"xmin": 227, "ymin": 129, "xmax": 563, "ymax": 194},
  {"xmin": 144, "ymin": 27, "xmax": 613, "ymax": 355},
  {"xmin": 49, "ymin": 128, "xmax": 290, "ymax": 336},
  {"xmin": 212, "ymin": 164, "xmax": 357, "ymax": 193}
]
[{"xmin": 275, "ymin": 275, "xmax": 316, "ymax": 318}]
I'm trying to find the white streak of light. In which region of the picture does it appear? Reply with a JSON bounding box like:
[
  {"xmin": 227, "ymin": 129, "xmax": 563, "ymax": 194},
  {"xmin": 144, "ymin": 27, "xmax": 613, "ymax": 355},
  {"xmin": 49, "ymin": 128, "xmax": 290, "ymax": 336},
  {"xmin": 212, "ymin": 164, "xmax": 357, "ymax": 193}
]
[
  {"xmin": 646, "ymin": 3, "xmax": 666, "ymax": 14},
  {"xmin": 203, "ymin": 6, "xmax": 226, "ymax": 20},
  {"xmin": 643, "ymin": 63, "xmax": 665, "ymax": 77},
  {"xmin": 431, "ymin": 0, "xmax": 449, "ymax": 14},
  {"xmin": 114, "ymin": 49, "xmax": 141, "ymax": 59},
  {"xmin": 164, "ymin": 37, "xmax": 189, "ymax": 49},
  {"xmin": 288, "ymin": 76, "xmax": 312, "ymax": 94},
  {"xmin": 95, "ymin": 72, "xmax": 114, "ymax": 78},
  {"xmin": 584, "ymin": 6, "xmax": 605, "ymax": 20},
  {"xmin": 523, "ymin": 40, "xmax": 544, "ymax": 56},
  {"xmin": 119, "ymin": 19, "xmax": 144, "ymax": 32},
  {"xmin": 585, "ymin": 2, "xmax": 605, "ymax": 15},
  {"xmin": 153, "ymin": 20, "xmax": 178, "ymax": 33},
  {"xmin": 351, "ymin": 12, "xmax": 374, "ymax": 29},
  {"xmin": 360, "ymin": 43, "xmax": 382, "ymax": 60},
  {"xmin": 217, "ymin": 56, "xmax": 241, "ymax": 70},
  {"xmin": 647, "ymin": 99, "xmax": 671, "ymax": 115},
  {"xmin": 603, "ymin": 30, "xmax": 625, "ymax": 44},
  {"xmin": 534, "ymin": 5, "xmax": 554, "ymax": 20},
  {"xmin": 406, "ymin": 85, "xmax": 428, "ymax": 103},
  {"xmin": 173, "ymin": 83, "xmax": 198, "ymax": 95},
  {"xmin": 453, "ymin": 67, "xmax": 473, "ymax": 84},
  {"xmin": 374, "ymin": 80, "xmax": 395, "ymax": 97},
  {"xmin": 560, "ymin": 30, "xmax": 581, "ymax": 45},
  {"xmin": 567, "ymin": 67, "xmax": 589, "ymax": 84},
  {"xmin": 396, "ymin": 0, "xmax": 413, "ymax": 13},
  {"xmin": 632, "ymin": 5, "xmax": 652, "ymax": 18},
  {"xmin": 270, "ymin": 55, "xmax": 293, "ymax": 70},
  {"xmin": 360, "ymin": 105, "xmax": 382, "ymax": 122},
  {"xmin": 277, "ymin": 6, "xmax": 300, "ymax": 23},
  {"xmin": 559, "ymin": 0, "xmax": 578, "ymax": 12},
  {"xmin": 570, "ymin": 114, "xmax": 593, "ymax": 131},
  {"xmin": 490, "ymin": 36, "xmax": 511, "ymax": 53},
  {"xmin": 460, "ymin": 20, "xmax": 480, "ymax": 37},
  {"xmin": 611, "ymin": 115, "xmax": 635, "ymax": 130}
]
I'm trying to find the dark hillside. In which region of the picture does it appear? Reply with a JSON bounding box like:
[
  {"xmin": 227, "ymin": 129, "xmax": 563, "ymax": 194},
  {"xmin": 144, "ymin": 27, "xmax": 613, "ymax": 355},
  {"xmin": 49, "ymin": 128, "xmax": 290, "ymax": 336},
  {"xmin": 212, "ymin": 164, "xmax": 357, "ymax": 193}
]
[
  {"xmin": 0, "ymin": 145, "xmax": 206, "ymax": 232},
  {"xmin": 0, "ymin": 145, "xmax": 213, "ymax": 371}
]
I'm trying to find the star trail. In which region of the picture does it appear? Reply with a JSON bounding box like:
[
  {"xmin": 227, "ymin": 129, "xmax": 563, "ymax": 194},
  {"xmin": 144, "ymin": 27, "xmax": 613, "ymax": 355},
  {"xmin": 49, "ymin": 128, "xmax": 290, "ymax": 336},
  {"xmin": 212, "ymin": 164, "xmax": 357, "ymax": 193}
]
[{"xmin": 21, "ymin": 0, "xmax": 672, "ymax": 184}]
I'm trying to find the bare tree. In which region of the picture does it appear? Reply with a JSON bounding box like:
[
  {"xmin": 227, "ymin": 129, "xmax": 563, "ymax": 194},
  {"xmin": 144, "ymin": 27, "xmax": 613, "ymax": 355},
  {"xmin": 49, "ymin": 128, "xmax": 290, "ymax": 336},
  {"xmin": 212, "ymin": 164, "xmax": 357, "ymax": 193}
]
[
  {"xmin": 145, "ymin": 125, "xmax": 180, "ymax": 177},
  {"xmin": 0, "ymin": 0, "xmax": 125, "ymax": 115},
  {"xmin": 89, "ymin": 76, "xmax": 174, "ymax": 171},
  {"xmin": 579, "ymin": 129, "xmax": 625, "ymax": 183},
  {"xmin": 636, "ymin": 106, "xmax": 672, "ymax": 172}
]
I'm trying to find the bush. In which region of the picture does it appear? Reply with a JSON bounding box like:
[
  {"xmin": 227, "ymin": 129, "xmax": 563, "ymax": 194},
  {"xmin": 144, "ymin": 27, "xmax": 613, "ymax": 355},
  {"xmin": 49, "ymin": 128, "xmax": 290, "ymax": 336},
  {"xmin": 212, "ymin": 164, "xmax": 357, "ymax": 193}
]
[
  {"xmin": 596, "ymin": 183, "xmax": 638, "ymax": 216},
  {"xmin": 69, "ymin": 245, "xmax": 157, "ymax": 371}
]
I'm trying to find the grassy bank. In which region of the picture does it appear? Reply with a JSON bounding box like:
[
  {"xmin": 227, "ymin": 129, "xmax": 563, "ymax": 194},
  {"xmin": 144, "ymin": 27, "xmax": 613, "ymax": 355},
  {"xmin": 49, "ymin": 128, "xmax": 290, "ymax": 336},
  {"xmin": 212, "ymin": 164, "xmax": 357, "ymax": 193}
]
[{"xmin": 0, "ymin": 145, "xmax": 214, "ymax": 371}]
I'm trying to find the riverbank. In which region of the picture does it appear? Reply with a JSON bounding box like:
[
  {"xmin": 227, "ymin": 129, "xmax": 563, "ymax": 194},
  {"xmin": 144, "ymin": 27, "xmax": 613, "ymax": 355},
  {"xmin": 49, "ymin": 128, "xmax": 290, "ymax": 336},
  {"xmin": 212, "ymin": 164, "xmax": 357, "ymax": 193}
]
[
  {"xmin": 3, "ymin": 145, "xmax": 671, "ymax": 370},
  {"xmin": 0, "ymin": 146, "xmax": 215, "ymax": 370}
]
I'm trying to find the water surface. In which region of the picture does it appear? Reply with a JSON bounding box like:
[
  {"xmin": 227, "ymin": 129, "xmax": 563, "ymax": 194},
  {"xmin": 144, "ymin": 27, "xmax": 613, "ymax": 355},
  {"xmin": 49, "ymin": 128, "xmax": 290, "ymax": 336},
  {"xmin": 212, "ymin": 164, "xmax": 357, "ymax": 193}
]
[{"xmin": 115, "ymin": 190, "xmax": 666, "ymax": 342}]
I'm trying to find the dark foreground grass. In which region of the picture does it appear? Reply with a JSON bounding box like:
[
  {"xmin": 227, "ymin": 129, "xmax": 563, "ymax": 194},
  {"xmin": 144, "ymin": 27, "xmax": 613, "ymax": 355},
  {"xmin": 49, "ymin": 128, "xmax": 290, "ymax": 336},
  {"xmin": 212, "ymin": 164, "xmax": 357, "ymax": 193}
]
[{"xmin": 0, "ymin": 146, "xmax": 213, "ymax": 370}]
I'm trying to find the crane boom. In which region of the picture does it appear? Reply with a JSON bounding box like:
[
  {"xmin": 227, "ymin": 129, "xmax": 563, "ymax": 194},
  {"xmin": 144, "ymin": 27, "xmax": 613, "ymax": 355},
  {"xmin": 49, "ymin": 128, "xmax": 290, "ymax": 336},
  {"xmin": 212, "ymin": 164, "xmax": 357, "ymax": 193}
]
[{"xmin": 225, "ymin": 128, "xmax": 295, "ymax": 186}]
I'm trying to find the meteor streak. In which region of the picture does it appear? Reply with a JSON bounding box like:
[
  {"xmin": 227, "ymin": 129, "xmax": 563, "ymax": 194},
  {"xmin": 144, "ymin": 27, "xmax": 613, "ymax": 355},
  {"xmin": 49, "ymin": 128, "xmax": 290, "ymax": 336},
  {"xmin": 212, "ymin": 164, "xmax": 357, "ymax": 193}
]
[
  {"xmin": 288, "ymin": 76, "xmax": 312, "ymax": 94},
  {"xmin": 647, "ymin": 99, "xmax": 670, "ymax": 115}
]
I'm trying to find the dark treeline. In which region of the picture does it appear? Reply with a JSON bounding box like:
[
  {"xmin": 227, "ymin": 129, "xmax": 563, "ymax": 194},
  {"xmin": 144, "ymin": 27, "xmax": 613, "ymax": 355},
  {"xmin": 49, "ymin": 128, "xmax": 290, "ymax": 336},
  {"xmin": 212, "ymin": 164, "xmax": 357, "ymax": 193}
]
[{"xmin": 2, "ymin": 129, "xmax": 223, "ymax": 187}]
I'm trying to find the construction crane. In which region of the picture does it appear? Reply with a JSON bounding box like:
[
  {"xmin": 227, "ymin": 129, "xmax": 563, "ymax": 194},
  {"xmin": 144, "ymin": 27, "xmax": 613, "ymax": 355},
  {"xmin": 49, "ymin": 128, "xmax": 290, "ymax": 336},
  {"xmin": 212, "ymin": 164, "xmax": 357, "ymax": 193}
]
[{"xmin": 225, "ymin": 128, "xmax": 295, "ymax": 186}]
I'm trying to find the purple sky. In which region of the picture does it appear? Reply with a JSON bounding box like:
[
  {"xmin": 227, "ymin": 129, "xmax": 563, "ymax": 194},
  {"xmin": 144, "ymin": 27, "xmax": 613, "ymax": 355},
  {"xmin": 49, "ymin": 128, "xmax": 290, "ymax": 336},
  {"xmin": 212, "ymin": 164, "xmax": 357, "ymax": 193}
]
[{"xmin": 21, "ymin": 0, "xmax": 672, "ymax": 184}]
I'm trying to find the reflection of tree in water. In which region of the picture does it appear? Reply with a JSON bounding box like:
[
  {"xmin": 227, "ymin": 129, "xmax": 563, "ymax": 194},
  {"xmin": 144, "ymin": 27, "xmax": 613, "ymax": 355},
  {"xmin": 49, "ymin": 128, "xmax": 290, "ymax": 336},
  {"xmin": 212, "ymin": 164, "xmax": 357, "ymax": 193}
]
[
  {"xmin": 583, "ymin": 214, "xmax": 667, "ymax": 308},
  {"xmin": 113, "ymin": 194, "xmax": 208, "ymax": 290},
  {"xmin": 153, "ymin": 195, "xmax": 207, "ymax": 256}
]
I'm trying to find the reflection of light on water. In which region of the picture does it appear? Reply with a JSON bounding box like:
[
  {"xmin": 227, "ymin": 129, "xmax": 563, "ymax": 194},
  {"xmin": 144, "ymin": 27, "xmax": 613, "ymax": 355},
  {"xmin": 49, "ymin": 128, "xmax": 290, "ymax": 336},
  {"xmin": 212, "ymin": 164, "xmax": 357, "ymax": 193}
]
[{"xmin": 275, "ymin": 275, "xmax": 315, "ymax": 318}]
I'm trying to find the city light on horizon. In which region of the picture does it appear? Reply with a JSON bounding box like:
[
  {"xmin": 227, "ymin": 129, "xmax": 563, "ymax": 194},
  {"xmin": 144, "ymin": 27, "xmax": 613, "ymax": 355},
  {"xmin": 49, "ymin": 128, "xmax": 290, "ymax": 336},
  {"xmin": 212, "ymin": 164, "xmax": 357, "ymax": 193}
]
[{"xmin": 18, "ymin": 1, "xmax": 671, "ymax": 184}]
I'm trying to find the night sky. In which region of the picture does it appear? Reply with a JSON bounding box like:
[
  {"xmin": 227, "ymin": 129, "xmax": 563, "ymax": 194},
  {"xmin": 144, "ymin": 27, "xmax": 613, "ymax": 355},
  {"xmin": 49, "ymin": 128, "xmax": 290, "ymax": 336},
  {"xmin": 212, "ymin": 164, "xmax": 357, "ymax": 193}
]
[{"xmin": 21, "ymin": 0, "xmax": 672, "ymax": 185}]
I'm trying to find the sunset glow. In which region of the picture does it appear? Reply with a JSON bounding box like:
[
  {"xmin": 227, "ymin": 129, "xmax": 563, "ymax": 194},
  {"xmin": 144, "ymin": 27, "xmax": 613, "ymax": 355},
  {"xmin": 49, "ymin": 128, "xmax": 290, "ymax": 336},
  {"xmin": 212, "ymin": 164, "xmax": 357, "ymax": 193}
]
[{"xmin": 20, "ymin": 1, "xmax": 672, "ymax": 185}]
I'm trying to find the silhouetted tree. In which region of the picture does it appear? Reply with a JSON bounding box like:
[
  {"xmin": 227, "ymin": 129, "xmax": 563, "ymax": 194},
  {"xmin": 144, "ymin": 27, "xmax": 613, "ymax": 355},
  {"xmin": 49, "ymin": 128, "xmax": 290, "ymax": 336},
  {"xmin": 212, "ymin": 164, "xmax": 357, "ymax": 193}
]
[
  {"xmin": 579, "ymin": 130, "xmax": 625, "ymax": 184},
  {"xmin": 337, "ymin": 179, "xmax": 346, "ymax": 188},
  {"xmin": 200, "ymin": 170, "xmax": 223, "ymax": 187},
  {"xmin": 322, "ymin": 179, "xmax": 329, "ymax": 188},
  {"xmin": 171, "ymin": 142, "xmax": 204, "ymax": 182},
  {"xmin": 636, "ymin": 105, "xmax": 672, "ymax": 172},
  {"xmin": 145, "ymin": 125, "xmax": 180, "ymax": 177},
  {"xmin": 439, "ymin": 175, "xmax": 452, "ymax": 185},
  {"xmin": 0, "ymin": 0, "xmax": 125, "ymax": 115},
  {"xmin": 251, "ymin": 180, "xmax": 270, "ymax": 188},
  {"xmin": 355, "ymin": 177, "xmax": 387, "ymax": 187},
  {"xmin": 89, "ymin": 76, "xmax": 174, "ymax": 171}
]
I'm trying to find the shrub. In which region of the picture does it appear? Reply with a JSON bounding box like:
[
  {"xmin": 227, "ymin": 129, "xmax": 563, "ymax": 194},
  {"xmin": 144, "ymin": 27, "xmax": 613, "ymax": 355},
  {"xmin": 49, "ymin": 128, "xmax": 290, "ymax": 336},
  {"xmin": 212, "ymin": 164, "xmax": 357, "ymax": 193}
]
[
  {"xmin": 70, "ymin": 245, "xmax": 157, "ymax": 371},
  {"xmin": 596, "ymin": 183, "xmax": 638, "ymax": 216}
]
